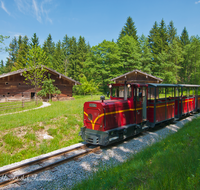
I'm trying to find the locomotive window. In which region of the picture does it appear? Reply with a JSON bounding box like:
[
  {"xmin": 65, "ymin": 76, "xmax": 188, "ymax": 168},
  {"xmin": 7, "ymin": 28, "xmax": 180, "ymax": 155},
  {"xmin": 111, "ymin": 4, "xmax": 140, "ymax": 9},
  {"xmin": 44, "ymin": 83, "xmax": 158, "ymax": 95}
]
[
  {"xmin": 127, "ymin": 87, "xmax": 132, "ymax": 98},
  {"xmin": 111, "ymin": 86, "xmax": 124, "ymax": 98},
  {"xmin": 136, "ymin": 88, "xmax": 142, "ymax": 101}
]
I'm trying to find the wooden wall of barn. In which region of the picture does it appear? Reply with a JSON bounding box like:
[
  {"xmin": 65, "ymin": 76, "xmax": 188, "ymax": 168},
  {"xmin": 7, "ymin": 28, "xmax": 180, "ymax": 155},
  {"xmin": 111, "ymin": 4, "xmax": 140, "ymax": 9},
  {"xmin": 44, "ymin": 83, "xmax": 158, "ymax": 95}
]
[{"xmin": 0, "ymin": 71, "xmax": 74, "ymax": 102}]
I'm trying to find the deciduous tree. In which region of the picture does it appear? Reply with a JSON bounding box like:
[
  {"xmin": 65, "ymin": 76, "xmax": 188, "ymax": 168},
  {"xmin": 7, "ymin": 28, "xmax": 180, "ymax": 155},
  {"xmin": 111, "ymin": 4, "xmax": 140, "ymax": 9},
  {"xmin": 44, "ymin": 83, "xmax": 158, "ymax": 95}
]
[
  {"xmin": 23, "ymin": 45, "xmax": 48, "ymax": 104},
  {"xmin": 37, "ymin": 74, "xmax": 61, "ymax": 100}
]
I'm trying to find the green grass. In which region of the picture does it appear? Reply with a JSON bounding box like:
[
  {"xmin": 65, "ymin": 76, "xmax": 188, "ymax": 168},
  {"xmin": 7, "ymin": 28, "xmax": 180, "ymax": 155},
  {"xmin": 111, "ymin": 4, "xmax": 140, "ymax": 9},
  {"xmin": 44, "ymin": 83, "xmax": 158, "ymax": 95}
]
[
  {"xmin": 72, "ymin": 116, "xmax": 200, "ymax": 190},
  {"xmin": 0, "ymin": 95, "xmax": 107, "ymax": 167},
  {"xmin": 0, "ymin": 100, "xmax": 42, "ymax": 115}
]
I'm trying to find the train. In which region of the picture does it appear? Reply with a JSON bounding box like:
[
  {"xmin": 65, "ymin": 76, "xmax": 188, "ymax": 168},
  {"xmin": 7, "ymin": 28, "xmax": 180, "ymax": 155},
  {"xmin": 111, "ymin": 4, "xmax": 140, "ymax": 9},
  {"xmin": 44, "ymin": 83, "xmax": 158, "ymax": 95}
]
[{"xmin": 79, "ymin": 83, "xmax": 200, "ymax": 146}]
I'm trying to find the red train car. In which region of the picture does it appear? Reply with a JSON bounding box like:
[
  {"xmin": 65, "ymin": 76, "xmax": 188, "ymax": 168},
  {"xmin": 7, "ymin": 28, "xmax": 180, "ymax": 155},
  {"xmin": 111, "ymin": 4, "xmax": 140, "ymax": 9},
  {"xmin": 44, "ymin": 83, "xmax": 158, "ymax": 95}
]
[{"xmin": 79, "ymin": 83, "xmax": 200, "ymax": 146}]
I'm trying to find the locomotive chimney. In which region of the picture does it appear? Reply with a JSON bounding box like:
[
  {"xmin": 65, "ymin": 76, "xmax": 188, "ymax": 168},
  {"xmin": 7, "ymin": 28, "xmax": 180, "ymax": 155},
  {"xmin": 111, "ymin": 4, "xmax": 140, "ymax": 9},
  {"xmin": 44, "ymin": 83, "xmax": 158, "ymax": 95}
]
[{"xmin": 100, "ymin": 95, "xmax": 105, "ymax": 103}]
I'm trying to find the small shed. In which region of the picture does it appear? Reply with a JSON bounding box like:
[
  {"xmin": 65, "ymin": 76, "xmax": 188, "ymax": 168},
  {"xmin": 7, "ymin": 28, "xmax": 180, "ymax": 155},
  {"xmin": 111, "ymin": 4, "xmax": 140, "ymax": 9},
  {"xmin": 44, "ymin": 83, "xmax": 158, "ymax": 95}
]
[
  {"xmin": 110, "ymin": 70, "xmax": 163, "ymax": 84},
  {"xmin": 0, "ymin": 66, "xmax": 81, "ymax": 102}
]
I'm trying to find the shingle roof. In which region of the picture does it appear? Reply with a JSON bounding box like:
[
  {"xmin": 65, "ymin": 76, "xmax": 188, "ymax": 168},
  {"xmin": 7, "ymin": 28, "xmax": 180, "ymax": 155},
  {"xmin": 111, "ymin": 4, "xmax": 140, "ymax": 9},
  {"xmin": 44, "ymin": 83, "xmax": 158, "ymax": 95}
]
[
  {"xmin": 110, "ymin": 69, "xmax": 163, "ymax": 82},
  {"xmin": 0, "ymin": 66, "xmax": 81, "ymax": 85}
]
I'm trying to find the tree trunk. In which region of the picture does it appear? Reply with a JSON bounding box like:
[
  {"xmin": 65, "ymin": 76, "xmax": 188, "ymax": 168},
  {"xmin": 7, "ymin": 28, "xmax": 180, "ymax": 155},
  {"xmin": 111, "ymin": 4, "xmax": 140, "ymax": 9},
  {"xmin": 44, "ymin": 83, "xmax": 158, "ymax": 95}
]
[
  {"xmin": 35, "ymin": 86, "xmax": 38, "ymax": 105},
  {"xmin": 49, "ymin": 92, "xmax": 51, "ymax": 101}
]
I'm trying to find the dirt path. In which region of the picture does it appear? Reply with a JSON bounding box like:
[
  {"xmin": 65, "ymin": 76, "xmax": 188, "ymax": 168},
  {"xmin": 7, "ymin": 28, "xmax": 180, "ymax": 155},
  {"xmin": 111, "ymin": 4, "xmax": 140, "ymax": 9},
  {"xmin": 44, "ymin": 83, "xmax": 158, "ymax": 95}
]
[{"xmin": 0, "ymin": 102, "xmax": 51, "ymax": 117}]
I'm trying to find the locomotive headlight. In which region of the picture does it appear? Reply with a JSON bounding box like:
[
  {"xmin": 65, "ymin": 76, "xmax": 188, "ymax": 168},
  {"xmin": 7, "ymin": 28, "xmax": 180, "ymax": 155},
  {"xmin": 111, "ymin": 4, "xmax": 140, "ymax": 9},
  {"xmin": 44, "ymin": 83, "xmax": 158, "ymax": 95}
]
[
  {"xmin": 109, "ymin": 84, "xmax": 112, "ymax": 88},
  {"xmin": 127, "ymin": 84, "xmax": 131, "ymax": 88}
]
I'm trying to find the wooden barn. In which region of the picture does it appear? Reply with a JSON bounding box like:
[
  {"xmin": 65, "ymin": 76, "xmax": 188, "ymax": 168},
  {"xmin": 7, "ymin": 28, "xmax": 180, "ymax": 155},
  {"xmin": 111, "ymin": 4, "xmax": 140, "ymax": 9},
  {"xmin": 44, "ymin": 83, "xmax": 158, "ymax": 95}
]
[
  {"xmin": 0, "ymin": 66, "xmax": 80, "ymax": 102},
  {"xmin": 110, "ymin": 69, "xmax": 163, "ymax": 84}
]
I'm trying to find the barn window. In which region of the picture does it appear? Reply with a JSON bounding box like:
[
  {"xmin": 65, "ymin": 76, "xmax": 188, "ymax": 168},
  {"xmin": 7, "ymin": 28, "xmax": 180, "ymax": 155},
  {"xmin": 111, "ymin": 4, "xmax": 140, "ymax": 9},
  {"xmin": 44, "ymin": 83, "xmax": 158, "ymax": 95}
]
[
  {"xmin": 7, "ymin": 92, "xmax": 10, "ymax": 95},
  {"xmin": 3, "ymin": 95, "xmax": 5, "ymax": 97},
  {"xmin": 5, "ymin": 82, "xmax": 8, "ymax": 85}
]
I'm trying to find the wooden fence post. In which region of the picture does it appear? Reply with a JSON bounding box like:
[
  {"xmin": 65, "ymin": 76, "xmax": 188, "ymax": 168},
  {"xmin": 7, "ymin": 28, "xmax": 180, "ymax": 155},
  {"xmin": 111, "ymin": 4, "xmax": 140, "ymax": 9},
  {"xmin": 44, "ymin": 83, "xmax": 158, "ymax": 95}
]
[{"xmin": 22, "ymin": 98, "xmax": 24, "ymax": 108}]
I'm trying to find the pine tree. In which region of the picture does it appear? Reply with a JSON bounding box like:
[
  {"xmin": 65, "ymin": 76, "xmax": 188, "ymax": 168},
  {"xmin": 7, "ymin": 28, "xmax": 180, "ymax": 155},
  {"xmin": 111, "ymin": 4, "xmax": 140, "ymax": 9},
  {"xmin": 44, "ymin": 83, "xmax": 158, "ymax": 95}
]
[
  {"xmin": 148, "ymin": 19, "xmax": 170, "ymax": 78},
  {"xmin": 180, "ymin": 27, "xmax": 190, "ymax": 46},
  {"xmin": 17, "ymin": 35, "xmax": 22, "ymax": 49},
  {"xmin": 118, "ymin": 16, "xmax": 138, "ymax": 41},
  {"xmin": 118, "ymin": 35, "xmax": 142, "ymax": 73},
  {"xmin": 5, "ymin": 37, "xmax": 18, "ymax": 72},
  {"xmin": 161, "ymin": 38, "xmax": 182, "ymax": 83},
  {"xmin": 62, "ymin": 34, "xmax": 70, "ymax": 57},
  {"xmin": 0, "ymin": 60, "xmax": 5, "ymax": 74},
  {"xmin": 42, "ymin": 34, "xmax": 55, "ymax": 68},
  {"xmin": 179, "ymin": 27, "xmax": 190, "ymax": 83},
  {"xmin": 30, "ymin": 33, "xmax": 39, "ymax": 48},
  {"xmin": 62, "ymin": 34, "xmax": 70, "ymax": 75},
  {"xmin": 46, "ymin": 34, "xmax": 55, "ymax": 55},
  {"xmin": 52, "ymin": 40, "xmax": 65, "ymax": 73},
  {"xmin": 139, "ymin": 34, "xmax": 152, "ymax": 74},
  {"xmin": 76, "ymin": 36, "xmax": 89, "ymax": 76},
  {"xmin": 167, "ymin": 21, "xmax": 177, "ymax": 44},
  {"xmin": 148, "ymin": 21, "xmax": 159, "ymax": 55},
  {"xmin": 159, "ymin": 19, "xmax": 169, "ymax": 52},
  {"xmin": 13, "ymin": 35, "xmax": 29, "ymax": 70},
  {"xmin": 67, "ymin": 36, "xmax": 78, "ymax": 80}
]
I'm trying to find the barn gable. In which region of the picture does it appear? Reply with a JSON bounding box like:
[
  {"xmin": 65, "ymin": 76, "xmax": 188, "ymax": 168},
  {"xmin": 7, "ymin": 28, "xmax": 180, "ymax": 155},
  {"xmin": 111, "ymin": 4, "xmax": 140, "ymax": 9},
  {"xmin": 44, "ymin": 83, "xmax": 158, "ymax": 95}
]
[{"xmin": 110, "ymin": 70, "xmax": 163, "ymax": 84}]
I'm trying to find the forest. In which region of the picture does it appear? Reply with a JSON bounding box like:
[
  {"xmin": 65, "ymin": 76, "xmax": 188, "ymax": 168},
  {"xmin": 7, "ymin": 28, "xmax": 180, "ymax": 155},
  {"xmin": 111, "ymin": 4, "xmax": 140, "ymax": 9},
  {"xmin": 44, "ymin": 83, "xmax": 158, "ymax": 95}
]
[{"xmin": 1, "ymin": 16, "xmax": 200, "ymax": 93}]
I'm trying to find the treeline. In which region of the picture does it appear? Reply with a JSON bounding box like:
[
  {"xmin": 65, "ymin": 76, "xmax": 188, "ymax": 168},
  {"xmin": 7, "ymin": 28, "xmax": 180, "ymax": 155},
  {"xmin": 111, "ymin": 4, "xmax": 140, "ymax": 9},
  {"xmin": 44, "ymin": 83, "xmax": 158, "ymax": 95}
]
[{"xmin": 1, "ymin": 17, "xmax": 200, "ymax": 92}]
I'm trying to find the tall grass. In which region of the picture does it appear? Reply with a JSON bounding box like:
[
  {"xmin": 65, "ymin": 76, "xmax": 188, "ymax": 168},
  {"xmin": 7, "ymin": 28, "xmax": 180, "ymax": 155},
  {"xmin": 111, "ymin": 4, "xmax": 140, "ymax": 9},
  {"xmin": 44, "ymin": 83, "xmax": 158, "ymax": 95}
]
[{"xmin": 72, "ymin": 117, "xmax": 200, "ymax": 190}]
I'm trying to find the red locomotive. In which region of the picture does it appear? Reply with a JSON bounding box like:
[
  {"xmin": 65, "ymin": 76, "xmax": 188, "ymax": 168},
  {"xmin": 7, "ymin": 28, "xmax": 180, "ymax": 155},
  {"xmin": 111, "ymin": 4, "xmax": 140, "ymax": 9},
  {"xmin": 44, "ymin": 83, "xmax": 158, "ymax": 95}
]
[{"xmin": 79, "ymin": 83, "xmax": 200, "ymax": 146}]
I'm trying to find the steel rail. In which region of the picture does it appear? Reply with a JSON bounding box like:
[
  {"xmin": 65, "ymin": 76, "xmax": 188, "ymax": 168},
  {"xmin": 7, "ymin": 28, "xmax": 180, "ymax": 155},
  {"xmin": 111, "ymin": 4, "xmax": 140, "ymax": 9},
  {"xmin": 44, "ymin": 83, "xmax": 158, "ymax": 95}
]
[
  {"xmin": 0, "ymin": 144, "xmax": 88, "ymax": 177},
  {"xmin": 0, "ymin": 146, "xmax": 100, "ymax": 188}
]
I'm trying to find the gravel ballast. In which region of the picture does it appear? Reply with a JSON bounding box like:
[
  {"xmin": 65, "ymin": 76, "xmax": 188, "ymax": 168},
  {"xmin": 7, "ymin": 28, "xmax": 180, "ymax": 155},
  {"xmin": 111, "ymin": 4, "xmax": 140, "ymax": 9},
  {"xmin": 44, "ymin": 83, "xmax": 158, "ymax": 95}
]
[{"xmin": 1, "ymin": 113, "xmax": 200, "ymax": 190}]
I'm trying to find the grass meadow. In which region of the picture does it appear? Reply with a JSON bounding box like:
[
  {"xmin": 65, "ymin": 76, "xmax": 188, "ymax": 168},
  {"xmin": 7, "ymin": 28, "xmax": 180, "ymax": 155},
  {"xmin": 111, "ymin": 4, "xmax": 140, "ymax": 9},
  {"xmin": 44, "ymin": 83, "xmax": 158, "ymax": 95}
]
[
  {"xmin": 72, "ymin": 116, "xmax": 200, "ymax": 190},
  {"xmin": 0, "ymin": 95, "xmax": 104, "ymax": 167}
]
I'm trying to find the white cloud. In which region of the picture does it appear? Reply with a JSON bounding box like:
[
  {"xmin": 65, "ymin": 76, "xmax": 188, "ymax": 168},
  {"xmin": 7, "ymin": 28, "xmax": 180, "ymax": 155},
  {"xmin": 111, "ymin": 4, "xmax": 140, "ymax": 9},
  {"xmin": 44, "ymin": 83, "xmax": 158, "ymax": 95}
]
[
  {"xmin": 195, "ymin": 1, "xmax": 200, "ymax": 4},
  {"xmin": 14, "ymin": 0, "xmax": 53, "ymax": 24},
  {"xmin": 14, "ymin": 0, "xmax": 31, "ymax": 14},
  {"xmin": 0, "ymin": 1, "xmax": 11, "ymax": 15},
  {"xmin": 32, "ymin": 0, "xmax": 42, "ymax": 22}
]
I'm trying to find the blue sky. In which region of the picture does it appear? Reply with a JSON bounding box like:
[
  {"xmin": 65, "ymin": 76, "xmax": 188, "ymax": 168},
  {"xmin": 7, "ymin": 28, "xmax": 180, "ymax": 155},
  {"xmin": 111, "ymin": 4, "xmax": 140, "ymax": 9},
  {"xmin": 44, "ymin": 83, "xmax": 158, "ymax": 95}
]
[{"xmin": 0, "ymin": 0, "xmax": 200, "ymax": 62}]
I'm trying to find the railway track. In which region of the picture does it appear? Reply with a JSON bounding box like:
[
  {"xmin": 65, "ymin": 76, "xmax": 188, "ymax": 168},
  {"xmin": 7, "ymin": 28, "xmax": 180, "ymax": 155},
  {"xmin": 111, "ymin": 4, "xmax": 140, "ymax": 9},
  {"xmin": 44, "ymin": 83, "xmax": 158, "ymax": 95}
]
[
  {"xmin": 0, "ymin": 144, "xmax": 101, "ymax": 189},
  {"xmin": 0, "ymin": 114, "xmax": 195, "ymax": 189}
]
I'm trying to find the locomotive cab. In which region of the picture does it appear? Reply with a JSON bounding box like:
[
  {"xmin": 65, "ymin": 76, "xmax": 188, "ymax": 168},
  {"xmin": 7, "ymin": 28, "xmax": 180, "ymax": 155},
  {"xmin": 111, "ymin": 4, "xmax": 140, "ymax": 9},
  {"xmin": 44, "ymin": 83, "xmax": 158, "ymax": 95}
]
[{"xmin": 79, "ymin": 83, "xmax": 148, "ymax": 146}]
